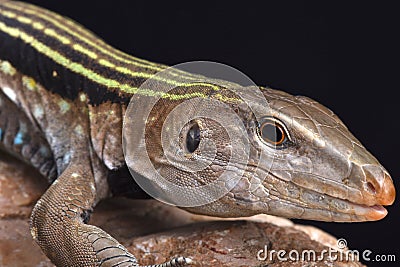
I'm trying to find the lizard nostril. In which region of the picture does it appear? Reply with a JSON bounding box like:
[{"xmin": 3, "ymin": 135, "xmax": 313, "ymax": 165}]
[
  {"xmin": 363, "ymin": 165, "xmax": 395, "ymax": 205},
  {"xmin": 366, "ymin": 181, "xmax": 377, "ymax": 195}
]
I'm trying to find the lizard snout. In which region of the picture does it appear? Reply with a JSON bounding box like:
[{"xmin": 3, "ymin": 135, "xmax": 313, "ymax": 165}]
[{"xmin": 362, "ymin": 165, "xmax": 395, "ymax": 206}]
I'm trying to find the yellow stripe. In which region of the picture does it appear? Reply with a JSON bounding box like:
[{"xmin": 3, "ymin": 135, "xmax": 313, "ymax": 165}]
[
  {"xmin": 72, "ymin": 43, "xmax": 98, "ymax": 59},
  {"xmin": 12, "ymin": 1, "xmax": 163, "ymax": 68},
  {"xmin": 44, "ymin": 28, "xmax": 71, "ymax": 45},
  {"xmin": 99, "ymin": 59, "xmax": 115, "ymax": 68},
  {"xmin": 3, "ymin": 1, "xmax": 199, "ymax": 80},
  {"xmin": 0, "ymin": 20, "xmax": 130, "ymax": 91},
  {"xmin": 0, "ymin": 8, "xmax": 219, "ymax": 90},
  {"xmin": 3, "ymin": 2, "xmax": 161, "ymax": 67},
  {"xmin": 32, "ymin": 21, "xmax": 44, "ymax": 30},
  {"xmin": 1, "ymin": 10, "xmax": 16, "ymax": 18},
  {"xmin": 16, "ymin": 16, "xmax": 31, "ymax": 24},
  {"xmin": 24, "ymin": 4, "xmax": 178, "ymax": 73},
  {"xmin": 0, "ymin": 21, "xmax": 240, "ymax": 102},
  {"xmin": 1, "ymin": 9, "xmax": 72, "ymax": 44}
]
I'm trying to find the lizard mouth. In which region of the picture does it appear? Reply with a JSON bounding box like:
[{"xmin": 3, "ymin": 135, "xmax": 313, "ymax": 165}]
[
  {"xmin": 241, "ymin": 161, "xmax": 395, "ymax": 222},
  {"xmin": 277, "ymin": 189, "xmax": 390, "ymax": 222},
  {"xmin": 288, "ymin": 184, "xmax": 391, "ymax": 222},
  {"xmin": 255, "ymin": 170, "xmax": 394, "ymax": 222},
  {"xmin": 288, "ymin": 185, "xmax": 392, "ymax": 222},
  {"xmin": 328, "ymin": 169, "xmax": 395, "ymax": 221},
  {"xmin": 292, "ymin": 190, "xmax": 390, "ymax": 222},
  {"xmin": 340, "ymin": 201, "xmax": 387, "ymax": 221}
]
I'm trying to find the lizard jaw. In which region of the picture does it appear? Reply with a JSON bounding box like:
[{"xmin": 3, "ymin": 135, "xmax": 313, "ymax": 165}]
[
  {"xmin": 348, "ymin": 203, "xmax": 387, "ymax": 221},
  {"xmin": 274, "ymin": 164, "xmax": 394, "ymax": 221},
  {"xmin": 242, "ymin": 169, "xmax": 395, "ymax": 222}
]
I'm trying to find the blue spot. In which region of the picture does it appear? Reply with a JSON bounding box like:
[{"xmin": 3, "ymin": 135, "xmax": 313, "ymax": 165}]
[
  {"xmin": 14, "ymin": 131, "xmax": 24, "ymax": 145},
  {"xmin": 63, "ymin": 152, "xmax": 72, "ymax": 164},
  {"xmin": 0, "ymin": 128, "xmax": 3, "ymax": 141}
]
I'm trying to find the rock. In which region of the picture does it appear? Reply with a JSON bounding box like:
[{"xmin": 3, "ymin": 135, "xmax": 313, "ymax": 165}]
[
  {"xmin": 0, "ymin": 153, "xmax": 52, "ymax": 267},
  {"xmin": 127, "ymin": 220, "xmax": 364, "ymax": 267},
  {"xmin": 0, "ymin": 153, "xmax": 47, "ymax": 219},
  {"xmin": 0, "ymin": 152, "xmax": 365, "ymax": 267}
]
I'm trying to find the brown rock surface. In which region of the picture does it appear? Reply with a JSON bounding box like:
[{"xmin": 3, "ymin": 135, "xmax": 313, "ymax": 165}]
[{"xmin": 0, "ymin": 152, "xmax": 365, "ymax": 267}]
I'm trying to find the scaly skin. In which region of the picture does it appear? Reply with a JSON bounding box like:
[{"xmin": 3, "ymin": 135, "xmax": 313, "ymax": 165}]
[{"xmin": 0, "ymin": 1, "xmax": 395, "ymax": 266}]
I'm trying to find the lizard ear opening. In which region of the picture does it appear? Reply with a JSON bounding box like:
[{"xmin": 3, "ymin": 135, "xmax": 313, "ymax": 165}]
[{"xmin": 185, "ymin": 121, "xmax": 200, "ymax": 153}]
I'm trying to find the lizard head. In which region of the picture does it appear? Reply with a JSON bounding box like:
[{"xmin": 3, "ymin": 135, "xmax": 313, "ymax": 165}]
[
  {"xmin": 182, "ymin": 87, "xmax": 395, "ymax": 222},
  {"xmin": 125, "ymin": 84, "xmax": 395, "ymax": 222}
]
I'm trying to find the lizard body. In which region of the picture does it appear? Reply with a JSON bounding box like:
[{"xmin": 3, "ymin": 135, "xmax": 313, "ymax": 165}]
[{"xmin": 0, "ymin": 1, "xmax": 395, "ymax": 266}]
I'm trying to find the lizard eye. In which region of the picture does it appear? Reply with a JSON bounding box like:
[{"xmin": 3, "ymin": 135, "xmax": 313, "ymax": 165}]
[
  {"xmin": 186, "ymin": 122, "xmax": 200, "ymax": 153},
  {"xmin": 258, "ymin": 117, "xmax": 290, "ymax": 147}
]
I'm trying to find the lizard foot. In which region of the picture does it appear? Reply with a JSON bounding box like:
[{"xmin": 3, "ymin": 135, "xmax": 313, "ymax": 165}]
[{"xmin": 140, "ymin": 256, "xmax": 194, "ymax": 267}]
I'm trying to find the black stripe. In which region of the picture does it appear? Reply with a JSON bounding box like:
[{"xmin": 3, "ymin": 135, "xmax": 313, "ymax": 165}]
[{"xmin": 0, "ymin": 10, "xmax": 140, "ymax": 105}]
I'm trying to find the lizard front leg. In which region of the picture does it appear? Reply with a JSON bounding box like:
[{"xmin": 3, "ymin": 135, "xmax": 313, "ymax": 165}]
[{"xmin": 30, "ymin": 151, "xmax": 191, "ymax": 267}]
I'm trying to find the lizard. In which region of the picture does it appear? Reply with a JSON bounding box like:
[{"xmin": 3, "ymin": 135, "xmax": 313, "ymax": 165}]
[{"xmin": 0, "ymin": 1, "xmax": 395, "ymax": 266}]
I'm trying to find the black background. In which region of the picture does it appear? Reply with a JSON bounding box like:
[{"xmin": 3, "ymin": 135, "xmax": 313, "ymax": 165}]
[{"xmin": 23, "ymin": 1, "xmax": 399, "ymax": 266}]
